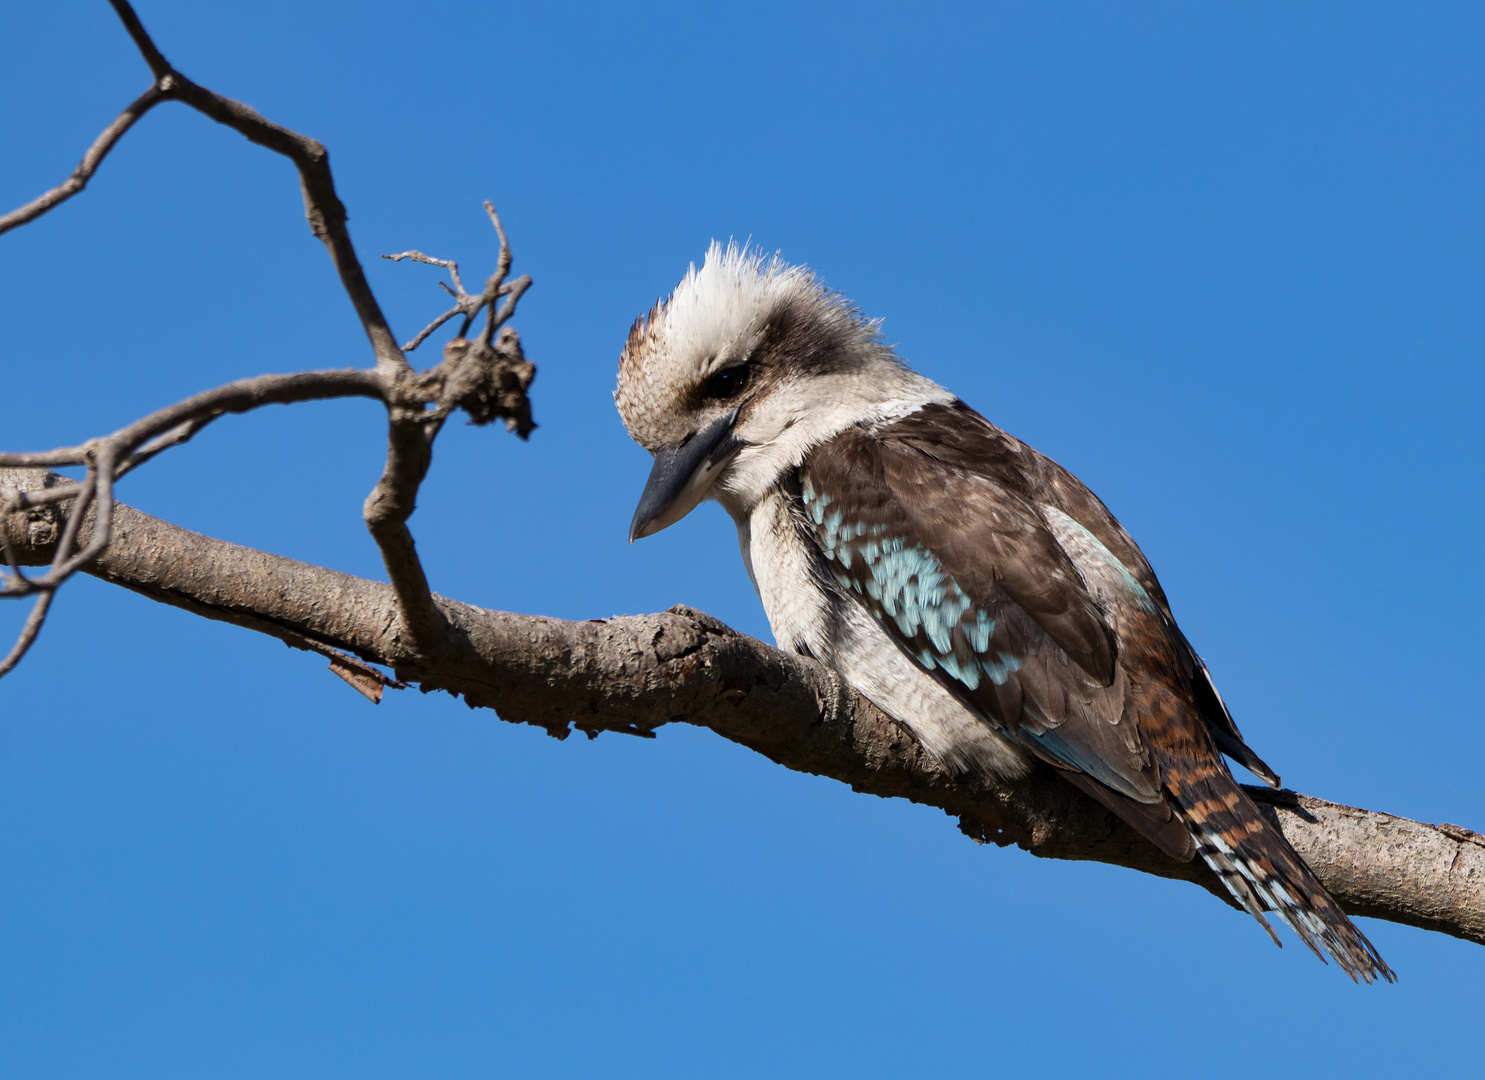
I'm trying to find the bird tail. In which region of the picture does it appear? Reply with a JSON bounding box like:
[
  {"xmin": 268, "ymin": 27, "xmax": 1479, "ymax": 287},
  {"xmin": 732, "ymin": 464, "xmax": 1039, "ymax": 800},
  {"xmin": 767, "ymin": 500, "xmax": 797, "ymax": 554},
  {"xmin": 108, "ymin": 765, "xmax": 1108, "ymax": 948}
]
[{"xmin": 1170, "ymin": 769, "xmax": 1395, "ymax": 983}]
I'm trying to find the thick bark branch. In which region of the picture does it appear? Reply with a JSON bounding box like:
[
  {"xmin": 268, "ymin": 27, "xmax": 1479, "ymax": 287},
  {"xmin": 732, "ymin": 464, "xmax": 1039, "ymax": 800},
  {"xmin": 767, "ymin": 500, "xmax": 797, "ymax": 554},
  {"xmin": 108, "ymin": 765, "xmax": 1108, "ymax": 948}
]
[
  {"xmin": 3, "ymin": 466, "xmax": 1479, "ymax": 948},
  {"xmin": 0, "ymin": 369, "xmax": 391, "ymax": 675}
]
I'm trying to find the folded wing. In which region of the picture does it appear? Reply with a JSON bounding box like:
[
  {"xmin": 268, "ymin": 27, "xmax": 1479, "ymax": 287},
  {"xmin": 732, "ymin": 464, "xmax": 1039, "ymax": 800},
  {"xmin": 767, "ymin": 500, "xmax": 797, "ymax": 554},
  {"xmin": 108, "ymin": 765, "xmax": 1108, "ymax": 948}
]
[{"xmin": 800, "ymin": 402, "xmax": 1194, "ymax": 858}]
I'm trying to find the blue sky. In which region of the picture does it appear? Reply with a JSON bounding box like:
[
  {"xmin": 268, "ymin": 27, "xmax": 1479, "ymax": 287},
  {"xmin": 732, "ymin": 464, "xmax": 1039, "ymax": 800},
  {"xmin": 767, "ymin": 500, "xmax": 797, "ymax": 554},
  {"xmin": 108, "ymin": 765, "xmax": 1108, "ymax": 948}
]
[{"xmin": 1, "ymin": 1, "xmax": 1481, "ymax": 1076}]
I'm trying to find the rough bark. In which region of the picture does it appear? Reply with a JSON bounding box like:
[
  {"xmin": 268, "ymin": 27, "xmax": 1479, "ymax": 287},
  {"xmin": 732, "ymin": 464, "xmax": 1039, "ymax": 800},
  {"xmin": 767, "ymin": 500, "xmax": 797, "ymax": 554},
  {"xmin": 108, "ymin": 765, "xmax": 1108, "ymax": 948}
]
[{"xmin": 4, "ymin": 465, "xmax": 1480, "ymax": 948}]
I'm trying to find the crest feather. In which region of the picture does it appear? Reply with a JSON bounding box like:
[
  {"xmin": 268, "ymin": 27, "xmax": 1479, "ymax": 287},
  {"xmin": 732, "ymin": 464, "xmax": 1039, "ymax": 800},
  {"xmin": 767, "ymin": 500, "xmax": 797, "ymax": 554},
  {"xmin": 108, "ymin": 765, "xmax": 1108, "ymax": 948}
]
[{"xmin": 615, "ymin": 242, "xmax": 883, "ymax": 449}]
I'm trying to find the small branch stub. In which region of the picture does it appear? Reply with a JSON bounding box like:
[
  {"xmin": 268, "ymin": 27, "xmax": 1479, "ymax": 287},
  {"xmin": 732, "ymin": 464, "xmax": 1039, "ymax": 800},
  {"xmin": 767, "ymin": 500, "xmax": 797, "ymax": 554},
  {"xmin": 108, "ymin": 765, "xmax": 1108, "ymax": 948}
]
[{"xmin": 431, "ymin": 330, "xmax": 536, "ymax": 437}]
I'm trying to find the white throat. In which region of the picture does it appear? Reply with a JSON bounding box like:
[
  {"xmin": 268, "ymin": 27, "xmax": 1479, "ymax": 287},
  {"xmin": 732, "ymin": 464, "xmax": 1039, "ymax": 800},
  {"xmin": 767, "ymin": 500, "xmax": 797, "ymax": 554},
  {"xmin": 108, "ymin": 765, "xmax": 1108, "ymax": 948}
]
[{"xmin": 714, "ymin": 354, "xmax": 953, "ymax": 521}]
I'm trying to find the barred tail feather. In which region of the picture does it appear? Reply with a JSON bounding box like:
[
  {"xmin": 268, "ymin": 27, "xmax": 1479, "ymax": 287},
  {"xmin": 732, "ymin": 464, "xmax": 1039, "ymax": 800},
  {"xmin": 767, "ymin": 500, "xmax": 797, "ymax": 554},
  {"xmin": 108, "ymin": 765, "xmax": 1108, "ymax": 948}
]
[{"xmin": 1172, "ymin": 778, "xmax": 1395, "ymax": 984}]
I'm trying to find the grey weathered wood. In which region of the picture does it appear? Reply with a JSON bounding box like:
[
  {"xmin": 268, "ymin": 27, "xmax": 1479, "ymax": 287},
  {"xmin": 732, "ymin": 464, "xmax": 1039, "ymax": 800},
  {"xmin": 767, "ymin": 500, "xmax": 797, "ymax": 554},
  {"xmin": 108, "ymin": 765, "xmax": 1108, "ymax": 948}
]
[{"xmin": 4, "ymin": 465, "xmax": 1479, "ymax": 948}]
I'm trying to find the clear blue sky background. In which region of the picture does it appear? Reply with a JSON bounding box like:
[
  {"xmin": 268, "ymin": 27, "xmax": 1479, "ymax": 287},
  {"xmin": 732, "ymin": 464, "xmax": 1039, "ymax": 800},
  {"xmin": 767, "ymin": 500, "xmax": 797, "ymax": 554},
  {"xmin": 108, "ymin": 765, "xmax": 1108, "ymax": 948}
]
[{"xmin": 1, "ymin": 1, "xmax": 1481, "ymax": 1076}]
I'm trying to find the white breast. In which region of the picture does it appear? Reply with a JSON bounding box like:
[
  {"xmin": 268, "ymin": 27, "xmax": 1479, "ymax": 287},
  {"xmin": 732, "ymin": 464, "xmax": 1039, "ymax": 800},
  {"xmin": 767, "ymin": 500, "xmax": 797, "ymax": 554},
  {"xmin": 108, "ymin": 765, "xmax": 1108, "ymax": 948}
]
[
  {"xmin": 735, "ymin": 490, "xmax": 833, "ymax": 658},
  {"xmin": 733, "ymin": 490, "xmax": 1032, "ymax": 781}
]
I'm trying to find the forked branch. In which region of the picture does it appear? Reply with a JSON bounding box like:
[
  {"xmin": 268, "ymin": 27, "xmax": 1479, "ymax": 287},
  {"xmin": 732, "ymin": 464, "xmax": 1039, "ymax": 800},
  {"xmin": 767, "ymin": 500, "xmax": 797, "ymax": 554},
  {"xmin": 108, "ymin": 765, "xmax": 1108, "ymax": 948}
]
[
  {"xmin": 0, "ymin": 330, "xmax": 534, "ymax": 674},
  {"xmin": 0, "ymin": 1, "xmax": 534, "ymax": 672},
  {"xmin": 3, "ymin": 0, "xmax": 401, "ymax": 368},
  {"xmin": 383, "ymin": 202, "xmax": 534, "ymax": 354}
]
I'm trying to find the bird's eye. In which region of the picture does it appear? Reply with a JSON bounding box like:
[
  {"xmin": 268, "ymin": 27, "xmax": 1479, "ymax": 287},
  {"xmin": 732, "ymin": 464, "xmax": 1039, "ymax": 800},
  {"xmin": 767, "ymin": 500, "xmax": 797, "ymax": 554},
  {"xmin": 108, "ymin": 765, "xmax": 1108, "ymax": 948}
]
[{"xmin": 701, "ymin": 365, "xmax": 749, "ymax": 400}]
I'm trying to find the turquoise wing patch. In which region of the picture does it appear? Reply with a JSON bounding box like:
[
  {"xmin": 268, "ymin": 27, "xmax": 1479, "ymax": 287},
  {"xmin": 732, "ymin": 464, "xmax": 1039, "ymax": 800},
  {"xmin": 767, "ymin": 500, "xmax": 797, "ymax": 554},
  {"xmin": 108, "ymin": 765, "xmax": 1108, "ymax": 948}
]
[{"xmin": 804, "ymin": 479, "xmax": 1025, "ymax": 692}]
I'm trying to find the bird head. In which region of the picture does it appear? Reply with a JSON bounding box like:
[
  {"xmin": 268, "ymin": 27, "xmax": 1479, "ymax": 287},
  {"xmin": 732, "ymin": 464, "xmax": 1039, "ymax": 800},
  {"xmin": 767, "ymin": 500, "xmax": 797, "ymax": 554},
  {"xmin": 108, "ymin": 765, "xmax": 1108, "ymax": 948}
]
[{"xmin": 616, "ymin": 242, "xmax": 943, "ymax": 541}]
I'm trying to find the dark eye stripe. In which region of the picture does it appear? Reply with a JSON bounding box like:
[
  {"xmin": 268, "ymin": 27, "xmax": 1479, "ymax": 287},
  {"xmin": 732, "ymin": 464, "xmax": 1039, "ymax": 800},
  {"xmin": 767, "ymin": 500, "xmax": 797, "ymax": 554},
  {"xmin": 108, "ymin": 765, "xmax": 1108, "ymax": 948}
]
[{"xmin": 701, "ymin": 365, "xmax": 749, "ymax": 400}]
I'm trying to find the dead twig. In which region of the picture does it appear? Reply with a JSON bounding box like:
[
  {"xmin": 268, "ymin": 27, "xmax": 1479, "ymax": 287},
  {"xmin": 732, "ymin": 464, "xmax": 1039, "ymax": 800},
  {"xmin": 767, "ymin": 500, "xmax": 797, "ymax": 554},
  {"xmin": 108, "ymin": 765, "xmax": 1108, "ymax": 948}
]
[
  {"xmin": 362, "ymin": 324, "xmax": 537, "ymax": 656},
  {"xmin": 0, "ymin": 329, "xmax": 533, "ymax": 673},
  {"xmin": 2, "ymin": 0, "xmax": 405, "ymax": 370},
  {"xmin": 0, "ymin": 591, "xmax": 55, "ymax": 679},
  {"xmin": 0, "ymin": 369, "xmax": 385, "ymax": 668},
  {"xmin": 382, "ymin": 251, "xmax": 466, "ymax": 291},
  {"xmin": 0, "ymin": 5, "xmax": 542, "ymax": 689},
  {"xmin": 363, "ymin": 207, "xmax": 539, "ymax": 655},
  {"xmin": 381, "ymin": 203, "xmax": 532, "ymax": 354},
  {"xmin": 0, "ymin": 84, "xmax": 169, "ymax": 237}
]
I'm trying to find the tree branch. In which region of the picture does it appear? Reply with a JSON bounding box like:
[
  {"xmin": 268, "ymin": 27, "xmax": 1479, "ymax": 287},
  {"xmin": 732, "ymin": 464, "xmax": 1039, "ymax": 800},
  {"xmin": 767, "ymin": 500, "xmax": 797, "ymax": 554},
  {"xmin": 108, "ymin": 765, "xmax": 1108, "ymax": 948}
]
[
  {"xmin": 3, "ymin": 468, "xmax": 1479, "ymax": 948},
  {"xmin": 362, "ymin": 202, "xmax": 537, "ymax": 656},
  {"xmin": 0, "ymin": 369, "xmax": 386, "ymax": 639},
  {"xmin": 4, "ymin": 2, "xmax": 1476, "ymax": 975},
  {"xmin": 0, "ymin": 84, "xmax": 168, "ymax": 237},
  {"xmin": 0, "ymin": 337, "xmax": 532, "ymax": 671},
  {"xmin": 2, "ymin": 0, "xmax": 536, "ymax": 671},
  {"xmin": 1, "ymin": 0, "xmax": 536, "ymax": 700},
  {"xmin": 157, "ymin": 70, "xmax": 403, "ymax": 369},
  {"xmin": 381, "ymin": 201, "xmax": 533, "ymax": 355},
  {"xmin": 363, "ymin": 402, "xmax": 449, "ymax": 657},
  {"xmin": 3, "ymin": 1, "xmax": 403, "ymax": 369}
]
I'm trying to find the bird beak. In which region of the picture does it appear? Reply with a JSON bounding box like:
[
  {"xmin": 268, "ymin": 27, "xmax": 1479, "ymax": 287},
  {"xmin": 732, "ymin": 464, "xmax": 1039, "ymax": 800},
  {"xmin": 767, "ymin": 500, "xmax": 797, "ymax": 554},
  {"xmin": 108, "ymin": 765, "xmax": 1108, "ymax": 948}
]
[{"xmin": 629, "ymin": 408, "xmax": 744, "ymax": 542}]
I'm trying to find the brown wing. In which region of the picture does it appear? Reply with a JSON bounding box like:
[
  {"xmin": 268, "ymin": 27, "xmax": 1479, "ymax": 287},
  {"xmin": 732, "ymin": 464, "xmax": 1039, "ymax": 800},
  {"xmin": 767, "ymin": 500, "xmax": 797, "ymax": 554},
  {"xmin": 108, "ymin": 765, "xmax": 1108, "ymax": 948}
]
[{"xmin": 801, "ymin": 409, "xmax": 1193, "ymax": 858}]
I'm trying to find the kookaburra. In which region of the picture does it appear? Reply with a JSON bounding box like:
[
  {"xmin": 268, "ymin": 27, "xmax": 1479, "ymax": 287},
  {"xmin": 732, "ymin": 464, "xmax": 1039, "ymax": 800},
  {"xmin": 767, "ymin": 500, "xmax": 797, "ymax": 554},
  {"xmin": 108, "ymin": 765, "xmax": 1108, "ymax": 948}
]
[{"xmin": 615, "ymin": 243, "xmax": 1392, "ymax": 983}]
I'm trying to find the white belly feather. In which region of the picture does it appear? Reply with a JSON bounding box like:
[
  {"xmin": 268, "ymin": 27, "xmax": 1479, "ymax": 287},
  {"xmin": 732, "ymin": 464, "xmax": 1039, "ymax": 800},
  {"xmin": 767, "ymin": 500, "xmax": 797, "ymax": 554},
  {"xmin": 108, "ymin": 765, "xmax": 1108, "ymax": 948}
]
[{"xmin": 734, "ymin": 490, "xmax": 1031, "ymax": 781}]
